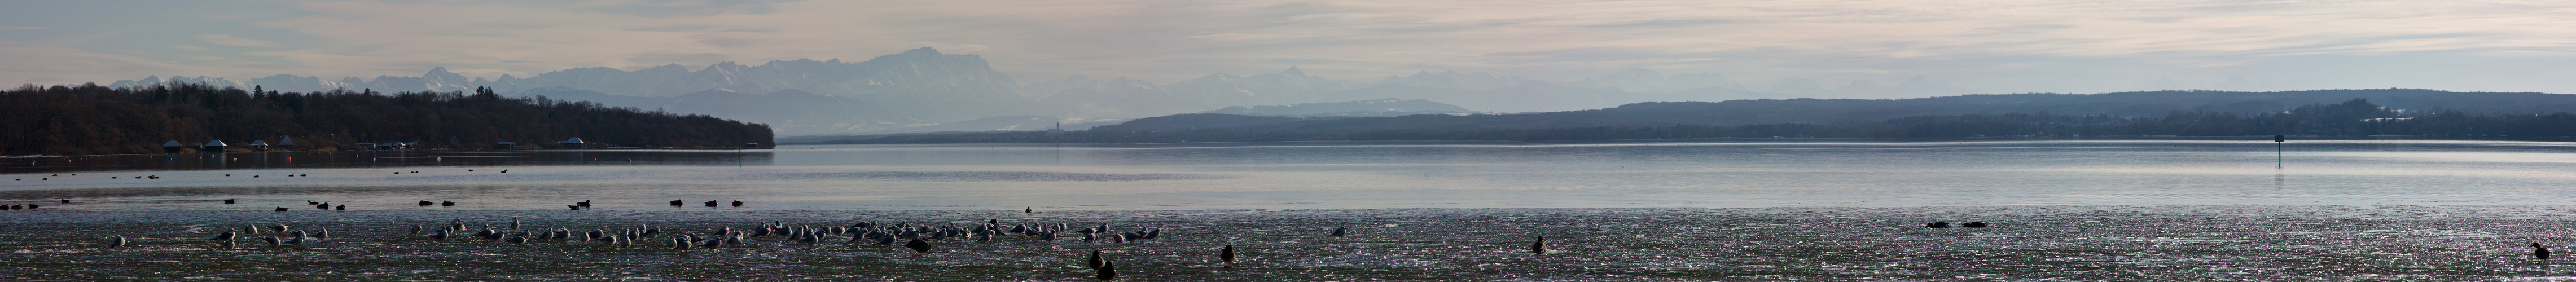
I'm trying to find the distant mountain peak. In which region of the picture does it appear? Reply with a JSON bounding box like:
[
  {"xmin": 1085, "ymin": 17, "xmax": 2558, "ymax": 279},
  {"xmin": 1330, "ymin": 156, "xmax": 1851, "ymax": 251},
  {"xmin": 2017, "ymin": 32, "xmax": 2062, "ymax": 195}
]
[
  {"xmin": 902, "ymin": 46, "xmax": 942, "ymax": 55},
  {"xmin": 1282, "ymin": 66, "xmax": 1305, "ymax": 76},
  {"xmin": 683, "ymin": 87, "xmax": 740, "ymax": 95},
  {"xmin": 1614, "ymin": 68, "xmax": 1660, "ymax": 77}
]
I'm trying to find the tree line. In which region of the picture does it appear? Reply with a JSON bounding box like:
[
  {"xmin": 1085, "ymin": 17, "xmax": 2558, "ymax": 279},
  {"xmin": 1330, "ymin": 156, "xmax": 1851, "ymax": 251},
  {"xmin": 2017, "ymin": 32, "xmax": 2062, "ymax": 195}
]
[
  {"xmin": 2, "ymin": 83, "xmax": 772, "ymax": 156},
  {"xmin": 820, "ymin": 99, "xmax": 2576, "ymax": 144}
]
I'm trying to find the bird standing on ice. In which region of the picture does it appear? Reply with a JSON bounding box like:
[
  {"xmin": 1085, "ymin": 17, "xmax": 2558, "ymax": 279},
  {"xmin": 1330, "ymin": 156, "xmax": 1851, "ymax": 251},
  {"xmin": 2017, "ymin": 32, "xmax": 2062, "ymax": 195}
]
[
  {"xmin": 1531, "ymin": 236, "xmax": 1548, "ymax": 254},
  {"xmin": 2536, "ymin": 243, "xmax": 2552, "ymax": 260}
]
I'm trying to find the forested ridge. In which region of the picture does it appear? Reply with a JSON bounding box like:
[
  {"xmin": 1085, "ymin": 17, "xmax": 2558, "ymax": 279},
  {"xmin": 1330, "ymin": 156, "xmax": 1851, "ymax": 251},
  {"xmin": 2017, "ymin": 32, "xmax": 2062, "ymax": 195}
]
[
  {"xmin": 2, "ymin": 83, "xmax": 771, "ymax": 156},
  {"xmin": 821, "ymin": 98, "xmax": 2576, "ymax": 144}
]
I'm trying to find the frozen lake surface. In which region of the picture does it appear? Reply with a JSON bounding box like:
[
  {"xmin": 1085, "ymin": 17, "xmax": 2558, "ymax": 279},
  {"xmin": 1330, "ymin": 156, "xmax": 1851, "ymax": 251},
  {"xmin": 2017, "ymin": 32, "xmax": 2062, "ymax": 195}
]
[
  {"xmin": 7, "ymin": 139, "xmax": 2576, "ymax": 280},
  {"xmin": 9, "ymin": 205, "xmax": 2576, "ymax": 281}
]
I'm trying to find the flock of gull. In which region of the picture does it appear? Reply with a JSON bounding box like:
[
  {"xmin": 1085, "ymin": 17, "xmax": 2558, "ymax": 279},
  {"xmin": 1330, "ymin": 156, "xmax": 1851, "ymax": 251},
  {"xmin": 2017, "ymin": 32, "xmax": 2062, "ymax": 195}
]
[
  {"xmin": 89, "ymin": 209, "xmax": 1364, "ymax": 280},
  {"xmin": 32, "ymin": 165, "xmax": 1370, "ymax": 281},
  {"xmin": 20, "ymin": 168, "xmax": 2136, "ymax": 280}
]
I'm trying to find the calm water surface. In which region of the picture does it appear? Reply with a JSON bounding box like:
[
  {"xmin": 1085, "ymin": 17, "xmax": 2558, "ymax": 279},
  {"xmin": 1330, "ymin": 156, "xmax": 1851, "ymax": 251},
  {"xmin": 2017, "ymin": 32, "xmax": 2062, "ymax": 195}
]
[{"xmin": 5, "ymin": 139, "xmax": 2575, "ymax": 210}]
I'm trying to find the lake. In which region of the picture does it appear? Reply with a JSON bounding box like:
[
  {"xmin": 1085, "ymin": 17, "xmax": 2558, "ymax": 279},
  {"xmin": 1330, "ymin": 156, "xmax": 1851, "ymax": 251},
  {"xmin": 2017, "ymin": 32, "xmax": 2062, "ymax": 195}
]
[{"xmin": 7, "ymin": 139, "xmax": 2576, "ymax": 210}]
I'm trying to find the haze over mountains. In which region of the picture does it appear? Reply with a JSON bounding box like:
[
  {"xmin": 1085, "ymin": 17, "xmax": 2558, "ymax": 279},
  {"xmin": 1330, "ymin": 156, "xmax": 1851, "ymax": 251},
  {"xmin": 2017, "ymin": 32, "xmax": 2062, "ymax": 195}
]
[{"xmin": 99, "ymin": 47, "xmax": 2004, "ymax": 136}]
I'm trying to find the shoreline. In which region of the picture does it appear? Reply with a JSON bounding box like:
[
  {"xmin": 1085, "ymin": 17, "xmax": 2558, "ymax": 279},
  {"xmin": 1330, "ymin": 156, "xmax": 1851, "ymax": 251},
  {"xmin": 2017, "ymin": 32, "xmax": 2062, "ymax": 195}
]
[{"xmin": 2, "ymin": 147, "xmax": 773, "ymax": 159}]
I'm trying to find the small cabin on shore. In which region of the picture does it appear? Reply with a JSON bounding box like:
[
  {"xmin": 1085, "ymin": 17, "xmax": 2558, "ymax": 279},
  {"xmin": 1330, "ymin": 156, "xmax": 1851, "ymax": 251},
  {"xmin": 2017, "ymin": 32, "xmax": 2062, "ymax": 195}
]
[
  {"xmin": 496, "ymin": 141, "xmax": 517, "ymax": 149},
  {"xmin": 163, "ymin": 140, "xmax": 183, "ymax": 154},
  {"xmin": 203, "ymin": 140, "xmax": 229, "ymax": 152},
  {"xmin": 559, "ymin": 137, "xmax": 585, "ymax": 149},
  {"xmin": 248, "ymin": 140, "xmax": 271, "ymax": 151}
]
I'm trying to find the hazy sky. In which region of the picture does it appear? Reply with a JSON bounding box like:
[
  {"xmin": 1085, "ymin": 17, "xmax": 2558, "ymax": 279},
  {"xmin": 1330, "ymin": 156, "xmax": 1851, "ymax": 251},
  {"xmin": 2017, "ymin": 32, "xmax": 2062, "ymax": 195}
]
[{"xmin": 5, "ymin": 0, "xmax": 2574, "ymax": 95}]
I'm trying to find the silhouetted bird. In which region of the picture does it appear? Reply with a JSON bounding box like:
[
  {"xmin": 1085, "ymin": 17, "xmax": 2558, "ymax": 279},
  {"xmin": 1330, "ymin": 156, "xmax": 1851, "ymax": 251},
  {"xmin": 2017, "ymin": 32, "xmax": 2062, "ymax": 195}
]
[
  {"xmin": 906, "ymin": 239, "xmax": 932, "ymax": 253},
  {"xmin": 1533, "ymin": 236, "xmax": 1548, "ymax": 254},
  {"xmin": 578, "ymin": 200, "xmax": 591, "ymax": 207},
  {"xmin": 210, "ymin": 231, "xmax": 236, "ymax": 241},
  {"xmin": 2538, "ymin": 243, "xmax": 2553, "ymax": 260},
  {"xmin": 275, "ymin": 206, "xmax": 288, "ymax": 211},
  {"xmin": 1027, "ymin": 206, "xmax": 1034, "ymax": 213},
  {"xmin": 704, "ymin": 201, "xmax": 718, "ymax": 207},
  {"xmin": 568, "ymin": 205, "xmax": 581, "ymax": 210},
  {"xmin": 1096, "ymin": 258, "xmax": 1118, "ymax": 281},
  {"xmin": 419, "ymin": 200, "xmax": 433, "ymax": 206},
  {"xmin": 59, "ymin": 199, "xmax": 69, "ymax": 204},
  {"xmin": 1331, "ymin": 227, "xmax": 1347, "ymax": 237},
  {"xmin": 441, "ymin": 201, "xmax": 455, "ymax": 206},
  {"xmin": 1221, "ymin": 245, "xmax": 1236, "ymax": 267},
  {"xmin": 1089, "ymin": 250, "xmax": 1105, "ymax": 269},
  {"xmin": 670, "ymin": 200, "xmax": 684, "ymax": 206},
  {"xmin": 225, "ymin": 199, "xmax": 236, "ymax": 204},
  {"xmin": 731, "ymin": 200, "xmax": 743, "ymax": 207},
  {"xmin": 1963, "ymin": 222, "xmax": 1989, "ymax": 228},
  {"xmin": 335, "ymin": 205, "xmax": 345, "ymax": 210},
  {"xmin": 1926, "ymin": 222, "xmax": 1951, "ymax": 228},
  {"xmin": 106, "ymin": 235, "xmax": 126, "ymax": 248}
]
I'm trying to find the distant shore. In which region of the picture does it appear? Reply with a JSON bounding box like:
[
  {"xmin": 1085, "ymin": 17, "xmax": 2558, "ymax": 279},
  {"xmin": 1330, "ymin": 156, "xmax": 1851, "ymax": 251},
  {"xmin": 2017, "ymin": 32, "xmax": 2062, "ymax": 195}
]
[
  {"xmin": 1, "ymin": 147, "xmax": 769, "ymax": 160},
  {"xmin": 783, "ymin": 134, "xmax": 2574, "ymax": 146}
]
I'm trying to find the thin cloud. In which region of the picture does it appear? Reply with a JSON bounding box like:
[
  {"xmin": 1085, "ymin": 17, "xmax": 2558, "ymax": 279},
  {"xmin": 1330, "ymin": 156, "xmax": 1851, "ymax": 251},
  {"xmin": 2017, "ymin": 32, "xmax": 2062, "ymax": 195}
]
[
  {"xmin": 0, "ymin": 0, "xmax": 2571, "ymax": 94},
  {"xmin": 195, "ymin": 34, "xmax": 278, "ymax": 47}
]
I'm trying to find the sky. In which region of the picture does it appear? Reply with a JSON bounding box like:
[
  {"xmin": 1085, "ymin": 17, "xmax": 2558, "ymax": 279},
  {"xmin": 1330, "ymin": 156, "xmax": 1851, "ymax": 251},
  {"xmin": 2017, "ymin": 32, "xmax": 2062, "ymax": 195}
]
[{"xmin": 4, "ymin": 0, "xmax": 2575, "ymax": 95}]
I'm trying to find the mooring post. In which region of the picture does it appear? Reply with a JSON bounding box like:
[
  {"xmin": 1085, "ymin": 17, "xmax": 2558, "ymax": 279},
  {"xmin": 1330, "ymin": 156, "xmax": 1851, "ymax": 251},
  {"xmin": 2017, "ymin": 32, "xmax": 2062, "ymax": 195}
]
[{"xmin": 2274, "ymin": 135, "xmax": 2285, "ymax": 168}]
